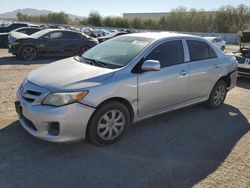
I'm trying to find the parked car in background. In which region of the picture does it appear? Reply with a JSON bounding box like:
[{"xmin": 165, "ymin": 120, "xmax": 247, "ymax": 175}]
[
  {"xmin": 0, "ymin": 27, "xmax": 41, "ymax": 46},
  {"xmin": 204, "ymin": 37, "xmax": 226, "ymax": 51},
  {"xmin": 236, "ymin": 56, "xmax": 250, "ymax": 77},
  {"xmin": 97, "ymin": 31, "xmax": 130, "ymax": 43},
  {"xmin": 0, "ymin": 22, "xmax": 39, "ymax": 33},
  {"xmin": 93, "ymin": 29, "xmax": 110, "ymax": 37},
  {"xmin": 234, "ymin": 29, "xmax": 250, "ymax": 77},
  {"xmin": 9, "ymin": 29, "xmax": 99, "ymax": 60},
  {"xmin": 15, "ymin": 32, "xmax": 237, "ymax": 145}
]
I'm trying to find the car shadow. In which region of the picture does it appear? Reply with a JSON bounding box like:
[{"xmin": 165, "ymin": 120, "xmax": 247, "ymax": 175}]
[
  {"xmin": 237, "ymin": 77, "xmax": 250, "ymax": 89},
  {"xmin": 0, "ymin": 104, "xmax": 249, "ymax": 188},
  {"xmin": 0, "ymin": 56, "xmax": 63, "ymax": 65}
]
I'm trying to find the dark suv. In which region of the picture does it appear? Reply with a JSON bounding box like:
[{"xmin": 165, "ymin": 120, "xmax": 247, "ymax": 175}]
[{"xmin": 0, "ymin": 23, "xmax": 29, "ymax": 33}]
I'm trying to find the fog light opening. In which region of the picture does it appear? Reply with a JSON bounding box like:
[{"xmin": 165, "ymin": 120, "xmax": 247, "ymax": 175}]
[{"xmin": 48, "ymin": 122, "xmax": 60, "ymax": 136}]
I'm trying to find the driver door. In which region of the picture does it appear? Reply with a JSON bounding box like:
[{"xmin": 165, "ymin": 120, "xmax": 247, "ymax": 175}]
[
  {"xmin": 38, "ymin": 31, "xmax": 64, "ymax": 57},
  {"xmin": 138, "ymin": 40, "xmax": 190, "ymax": 117}
]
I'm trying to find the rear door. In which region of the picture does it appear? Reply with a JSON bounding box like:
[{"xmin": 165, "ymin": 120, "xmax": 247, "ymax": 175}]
[
  {"xmin": 38, "ymin": 31, "xmax": 64, "ymax": 57},
  {"xmin": 138, "ymin": 40, "xmax": 190, "ymax": 117},
  {"xmin": 63, "ymin": 31, "xmax": 84, "ymax": 56},
  {"xmin": 185, "ymin": 40, "xmax": 221, "ymax": 102}
]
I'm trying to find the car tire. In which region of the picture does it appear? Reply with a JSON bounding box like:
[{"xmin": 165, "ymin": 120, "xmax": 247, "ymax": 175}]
[
  {"xmin": 87, "ymin": 101, "xmax": 130, "ymax": 146},
  {"xmin": 221, "ymin": 46, "xmax": 225, "ymax": 51},
  {"xmin": 206, "ymin": 80, "xmax": 227, "ymax": 109},
  {"xmin": 20, "ymin": 46, "xmax": 37, "ymax": 61}
]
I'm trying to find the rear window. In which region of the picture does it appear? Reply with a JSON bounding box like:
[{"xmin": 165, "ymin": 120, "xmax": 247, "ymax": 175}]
[{"xmin": 187, "ymin": 40, "xmax": 217, "ymax": 61}]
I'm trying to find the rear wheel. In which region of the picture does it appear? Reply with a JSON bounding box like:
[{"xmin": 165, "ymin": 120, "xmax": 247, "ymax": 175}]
[
  {"xmin": 206, "ymin": 80, "xmax": 227, "ymax": 109},
  {"xmin": 21, "ymin": 46, "xmax": 37, "ymax": 60},
  {"xmin": 221, "ymin": 46, "xmax": 225, "ymax": 51},
  {"xmin": 87, "ymin": 102, "xmax": 130, "ymax": 145}
]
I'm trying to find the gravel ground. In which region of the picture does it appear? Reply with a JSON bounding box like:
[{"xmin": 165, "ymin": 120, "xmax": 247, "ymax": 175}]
[{"xmin": 0, "ymin": 46, "xmax": 249, "ymax": 188}]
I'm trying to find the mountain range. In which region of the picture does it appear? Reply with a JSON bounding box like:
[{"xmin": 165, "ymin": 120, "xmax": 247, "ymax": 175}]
[{"xmin": 0, "ymin": 8, "xmax": 83, "ymax": 20}]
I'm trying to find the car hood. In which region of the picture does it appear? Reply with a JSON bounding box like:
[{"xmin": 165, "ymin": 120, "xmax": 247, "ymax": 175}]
[
  {"xmin": 0, "ymin": 32, "xmax": 8, "ymax": 36},
  {"xmin": 10, "ymin": 31, "xmax": 31, "ymax": 40},
  {"xmin": 27, "ymin": 57, "xmax": 115, "ymax": 91}
]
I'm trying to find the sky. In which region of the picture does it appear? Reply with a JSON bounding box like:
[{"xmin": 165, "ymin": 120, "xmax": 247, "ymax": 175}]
[{"xmin": 0, "ymin": 0, "xmax": 249, "ymax": 17}]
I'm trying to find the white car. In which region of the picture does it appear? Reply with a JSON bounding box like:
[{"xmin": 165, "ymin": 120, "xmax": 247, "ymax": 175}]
[
  {"xmin": 204, "ymin": 37, "xmax": 226, "ymax": 51},
  {"xmin": 15, "ymin": 32, "xmax": 238, "ymax": 145}
]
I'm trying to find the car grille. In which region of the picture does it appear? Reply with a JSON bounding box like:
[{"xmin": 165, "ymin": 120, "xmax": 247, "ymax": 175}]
[
  {"xmin": 22, "ymin": 89, "xmax": 42, "ymax": 103},
  {"xmin": 20, "ymin": 80, "xmax": 49, "ymax": 104},
  {"xmin": 238, "ymin": 67, "xmax": 250, "ymax": 74}
]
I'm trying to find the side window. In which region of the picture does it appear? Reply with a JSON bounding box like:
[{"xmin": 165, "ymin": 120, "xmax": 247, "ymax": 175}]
[
  {"xmin": 9, "ymin": 24, "xmax": 27, "ymax": 30},
  {"xmin": 18, "ymin": 29, "xmax": 27, "ymax": 34},
  {"xmin": 213, "ymin": 38, "xmax": 221, "ymax": 43},
  {"xmin": 50, "ymin": 32, "xmax": 62, "ymax": 39},
  {"xmin": 146, "ymin": 40, "xmax": 184, "ymax": 68},
  {"xmin": 187, "ymin": 40, "xmax": 212, "ymax": 61},
  {"xmin": 26, "ymin": 28, "xmax": 39, "ymax": 35},
  {"xmin": 64, "ymin": 32, "xmax": 82, "ymax": 39}
]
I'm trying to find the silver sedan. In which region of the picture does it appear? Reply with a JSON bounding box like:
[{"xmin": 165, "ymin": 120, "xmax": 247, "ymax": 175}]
[{"xmin": 16, "ymin": 32, "xmax": 238, "ymax": 145}]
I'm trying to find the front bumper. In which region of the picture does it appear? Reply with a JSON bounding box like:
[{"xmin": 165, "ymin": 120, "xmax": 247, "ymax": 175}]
[
  {"xmin": 229, "ymin": 68, "xmax": 238, "ymax": 90},
  {"xmin": 8, "ymin": 44, "xmax": 19, "ymax": 55},
  {"xmin": 16, "ymin": 87, "xmax": 95, "ymax": 142},
  {"xmin": 238, "ymin": 64, "xmax": 250, "ymax": 77}
]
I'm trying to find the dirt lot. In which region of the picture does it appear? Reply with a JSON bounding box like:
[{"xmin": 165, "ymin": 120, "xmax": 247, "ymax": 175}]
[{"xmin": 0, "ymin": 46, "xmax": 250, "ymax": 188}]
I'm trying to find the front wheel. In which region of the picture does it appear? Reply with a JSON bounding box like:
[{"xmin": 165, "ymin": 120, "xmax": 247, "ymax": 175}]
[
  {"xmin": 221, "ymin": 46, "xmax": 225, "ymax": 51},
  {"xmin": 206, "ymin": 80, "xmax": 227, "ymax": 109},
  {"xmin": 87, "ymin": 102, "xmax": 130, "ymax": 145},
  {"xmin": 20, "ymin": 46, "xmax": 37, "ymax": 60}
]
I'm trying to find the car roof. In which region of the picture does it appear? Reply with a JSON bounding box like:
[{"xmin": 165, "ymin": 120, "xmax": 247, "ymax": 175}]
[
  {"xmin": 204, "ymin": 37, "xmax": 220, "ymax": 40},
  {"xmin": 43, "ymin": 28, "xmax": 83, "ymax": 33},
  {"xmin": 15, "ymin": 27, "xmax": 40, "ymax": 30},
  {"xmin": 126, "ymin": 32, "xmax": 204, "ymax": 41}
]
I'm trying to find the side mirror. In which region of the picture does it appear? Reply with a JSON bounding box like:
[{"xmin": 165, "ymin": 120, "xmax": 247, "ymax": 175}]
[{"xmin": 141, "ymin": 60, "xmax": 160, "ymax": 71}]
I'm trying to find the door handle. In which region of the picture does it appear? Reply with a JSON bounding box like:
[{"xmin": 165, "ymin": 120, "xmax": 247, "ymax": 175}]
[
  {"xmin": 180, "ymin": 70, "xmax": 188, "ymax": 76},
  {"xmin": 214, "ymin": 64, "xmax": 219, "ymax": 69}
]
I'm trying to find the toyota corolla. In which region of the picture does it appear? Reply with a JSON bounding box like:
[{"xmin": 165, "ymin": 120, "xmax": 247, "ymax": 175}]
[{"xmin": 15, "ymin": 32, "xmax": 238, "ymax": 145}]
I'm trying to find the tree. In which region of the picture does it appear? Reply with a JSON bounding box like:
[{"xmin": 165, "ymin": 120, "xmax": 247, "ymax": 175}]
[{"xmin": 87, "ymin": 11, "xmax": 102, "ymax": 26}]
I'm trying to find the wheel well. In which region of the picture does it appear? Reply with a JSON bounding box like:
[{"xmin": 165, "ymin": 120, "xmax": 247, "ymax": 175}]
[
  {"xmin": 18, "ymin": 45, "xmax": 37, "ymax": 57},
  {"xmin": 85, "ymin": 97, "xmax": 135, "ymax": 140},
  {"xmin": 95, "ymin": 97, "xmax": 134, "ymax": 123},
  {"xmin": 217, "ymin": 75, "xmax": 231, "ymax": 89}
]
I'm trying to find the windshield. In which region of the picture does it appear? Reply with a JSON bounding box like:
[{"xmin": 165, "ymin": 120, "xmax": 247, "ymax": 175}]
[
  {"xmin": 82, "ymin": 36, "xmax": 153, "ymax": 68},
  {"xmin": 30, "ymin": 30, "xmax": 50, "ymax": 38}
]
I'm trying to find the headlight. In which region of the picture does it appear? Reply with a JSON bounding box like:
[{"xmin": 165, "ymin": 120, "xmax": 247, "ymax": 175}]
[{"xmin": 42, "ymin": 91, "xmax": 88, "ymax": 107}]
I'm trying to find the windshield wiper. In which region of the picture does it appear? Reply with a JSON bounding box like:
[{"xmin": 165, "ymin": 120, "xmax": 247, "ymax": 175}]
[
  {"xmin": 83, "ymin": 58, "xmax": 109, "ymax": 68},
  {"xmin": 76, "ymin": 56, "xmax": 122, "ymax": 69}
]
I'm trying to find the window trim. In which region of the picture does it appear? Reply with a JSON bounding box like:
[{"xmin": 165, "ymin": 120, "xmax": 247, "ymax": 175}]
[
  {"xmin": 43, "ymin": 31, "xmax": 63, "ymax": 40},
  {"xmin": 144, "ymin": 39, "xmax": 185, "ymax": 68},
  {"xmin": 186, "ymin": 40, "xmax": 218, "ymax": 62},
  {"xmin": 63, "ymin": 31, "xmax": 83, "ymax": 40}
]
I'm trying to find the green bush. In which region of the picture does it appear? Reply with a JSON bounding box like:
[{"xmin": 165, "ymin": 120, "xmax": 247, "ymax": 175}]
[{"xmin": 16, "ymin": 4, "xmax": 250, "ymax": 33}]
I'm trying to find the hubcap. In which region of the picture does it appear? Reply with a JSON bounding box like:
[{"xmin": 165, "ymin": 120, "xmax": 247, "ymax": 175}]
[
  {"xmin": 97, "ymin": 110, "xmax": 125, "ymax": 140},
  {"xmin": 23, "ymin": 47, "xmax": 36, "ymax": 60},
  {"xmin": 214, "ymin": 85, "xmax": 226, "ymax": 106}
]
